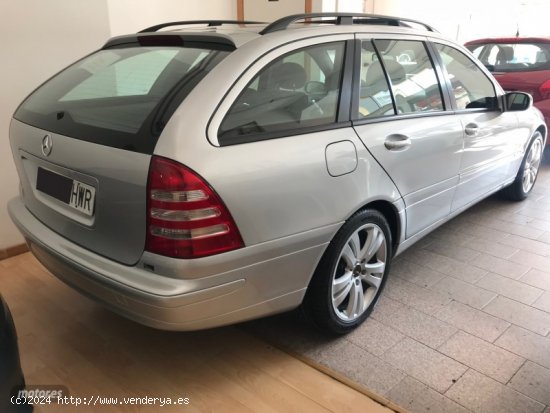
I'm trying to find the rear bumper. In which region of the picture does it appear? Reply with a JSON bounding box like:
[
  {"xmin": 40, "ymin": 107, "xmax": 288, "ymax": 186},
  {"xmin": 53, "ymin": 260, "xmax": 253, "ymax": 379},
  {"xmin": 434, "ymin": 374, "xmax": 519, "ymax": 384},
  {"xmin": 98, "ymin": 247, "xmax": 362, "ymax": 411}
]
[{"xmin": 8, "ymin": 197, "xmax": 331, "ymax": 331}]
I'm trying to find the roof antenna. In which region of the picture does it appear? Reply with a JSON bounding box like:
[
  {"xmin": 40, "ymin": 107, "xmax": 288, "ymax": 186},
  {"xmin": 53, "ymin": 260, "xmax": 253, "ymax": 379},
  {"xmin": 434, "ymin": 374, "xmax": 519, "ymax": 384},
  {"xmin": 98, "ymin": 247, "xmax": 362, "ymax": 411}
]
[{"xmin": 516, "ymin": 23, "xmax": 520, "ymax": 38}]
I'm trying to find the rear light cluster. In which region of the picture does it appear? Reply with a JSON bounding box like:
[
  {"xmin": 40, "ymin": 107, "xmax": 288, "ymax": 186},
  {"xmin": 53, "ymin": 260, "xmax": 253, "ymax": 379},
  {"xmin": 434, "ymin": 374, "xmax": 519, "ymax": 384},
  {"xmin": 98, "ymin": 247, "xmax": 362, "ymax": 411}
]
[
  {"xmin": 539, "ymin": 80, "xmax": 550, "ymax": 100},
  {"xmin": 145, "ymin": 156, "xmax": 244, "ymax": 259}
]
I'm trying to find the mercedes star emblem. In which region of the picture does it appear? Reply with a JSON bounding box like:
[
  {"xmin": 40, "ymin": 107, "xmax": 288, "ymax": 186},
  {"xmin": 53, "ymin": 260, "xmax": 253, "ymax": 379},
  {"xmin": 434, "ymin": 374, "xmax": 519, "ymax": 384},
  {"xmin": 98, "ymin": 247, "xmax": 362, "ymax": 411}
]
[{"xmin": 41, "ymin": 134, "xmax": 52, "ymax": 157}]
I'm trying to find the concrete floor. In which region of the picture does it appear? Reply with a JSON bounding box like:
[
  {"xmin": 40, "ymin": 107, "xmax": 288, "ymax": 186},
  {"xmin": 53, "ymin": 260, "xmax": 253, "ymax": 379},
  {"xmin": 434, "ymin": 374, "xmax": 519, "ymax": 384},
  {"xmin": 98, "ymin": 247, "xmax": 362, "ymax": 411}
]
[{"xmin": 252, "ymin": 156, "xmax": 550, "ymax": 413}]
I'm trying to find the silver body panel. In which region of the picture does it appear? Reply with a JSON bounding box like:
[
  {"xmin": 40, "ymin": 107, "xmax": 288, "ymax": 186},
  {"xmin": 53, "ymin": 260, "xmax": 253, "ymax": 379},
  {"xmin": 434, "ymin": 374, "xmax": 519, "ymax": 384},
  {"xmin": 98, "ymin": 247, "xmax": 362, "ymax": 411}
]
[
  {"xmin": 10, "ymin": 120, "xmax": 149, "ymax": 265},
  {"xmin": 452, "ymin": 111, "xmax": 520, "ymax": 210},
  {"xmin": 8, "ymin": 22, "xmax": 547, "ymax": 330},
  {"xmin": 353, "ymin": 115, "xmax": 464, "ymax": 238}
]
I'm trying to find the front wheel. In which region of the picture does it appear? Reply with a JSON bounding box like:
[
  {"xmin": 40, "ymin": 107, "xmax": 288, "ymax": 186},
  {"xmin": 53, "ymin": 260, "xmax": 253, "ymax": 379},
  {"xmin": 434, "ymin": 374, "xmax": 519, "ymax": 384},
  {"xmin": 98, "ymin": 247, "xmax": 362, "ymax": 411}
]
[
  {"xmin": 302, "ymin": 209, "xmax": 392, "ymax": 335},
  {"xmin": 502, "ymin": 132, "xmax": 544, "ymax": 201}
]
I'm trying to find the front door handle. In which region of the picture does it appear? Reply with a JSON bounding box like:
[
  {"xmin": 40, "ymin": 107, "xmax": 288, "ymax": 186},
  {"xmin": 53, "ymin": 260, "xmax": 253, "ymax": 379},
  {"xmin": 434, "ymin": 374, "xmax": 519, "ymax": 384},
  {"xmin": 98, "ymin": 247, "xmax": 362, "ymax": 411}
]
[
  {"xmin": 384, "ymin": 135, "xmax": 411, "ymax": 151},
  {"xmin": 464, "ymin": 123, "xmax": 479, "ymax": 137}
]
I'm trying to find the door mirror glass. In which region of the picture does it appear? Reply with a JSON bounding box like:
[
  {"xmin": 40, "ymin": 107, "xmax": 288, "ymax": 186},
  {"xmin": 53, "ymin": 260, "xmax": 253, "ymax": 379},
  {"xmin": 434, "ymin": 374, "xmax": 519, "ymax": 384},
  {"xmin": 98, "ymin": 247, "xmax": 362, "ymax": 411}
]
[{"xmin": 505, "ymin": 92, "xmax": 532, "ymax": 111}]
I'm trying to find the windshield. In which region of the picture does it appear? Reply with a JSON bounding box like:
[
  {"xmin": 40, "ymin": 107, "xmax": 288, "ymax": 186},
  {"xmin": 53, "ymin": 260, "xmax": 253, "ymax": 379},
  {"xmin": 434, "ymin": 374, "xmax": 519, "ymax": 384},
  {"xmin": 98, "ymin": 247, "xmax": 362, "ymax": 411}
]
[
  {"xmin": 15, "ymin": 44, "xmax": 231, "ymax": 153},
  {"xmin": 467, "ymin": 42, "xmax": 550, "ymax": 73}
]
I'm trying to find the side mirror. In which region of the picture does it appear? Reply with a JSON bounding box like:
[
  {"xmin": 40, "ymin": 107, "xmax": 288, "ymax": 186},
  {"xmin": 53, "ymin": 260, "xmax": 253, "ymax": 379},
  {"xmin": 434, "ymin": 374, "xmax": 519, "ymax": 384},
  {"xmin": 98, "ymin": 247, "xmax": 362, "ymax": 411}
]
[{"xmin": 505, "ymin": 91, "xmax": 532, "ymax": 112}]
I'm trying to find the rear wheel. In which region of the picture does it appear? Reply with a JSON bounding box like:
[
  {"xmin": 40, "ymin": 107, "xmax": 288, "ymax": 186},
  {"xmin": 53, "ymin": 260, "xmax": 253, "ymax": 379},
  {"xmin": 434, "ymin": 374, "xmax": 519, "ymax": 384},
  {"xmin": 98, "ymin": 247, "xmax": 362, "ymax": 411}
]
[
  {"xmin": 502, "ymin": 132, "xmax": 544, "ymax": 201},
  {"xmin": 303, "ymin": 209, "xmax": 392, "ymax": 335}
]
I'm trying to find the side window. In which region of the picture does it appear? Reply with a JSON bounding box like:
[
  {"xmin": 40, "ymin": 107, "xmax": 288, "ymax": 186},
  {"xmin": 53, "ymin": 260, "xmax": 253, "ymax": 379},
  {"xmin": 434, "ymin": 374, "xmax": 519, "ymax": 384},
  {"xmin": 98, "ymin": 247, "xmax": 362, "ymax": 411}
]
[
  {"xmin": 468, "ymin": 43, "xmax": 550, "ymax": 73},
  {"xmin": 218, "ymin": 42, "xmax": 345, "ymax": 144},
  {"xmin": 486, "ymin": 45, "xmax": 501, "ymax": 66},
  {"xmin": 435, "ymin": 44, "xmax": 498, "ymax": 110},
  {"xmin": 357, "ymin": 41, "xmax": 395, "ymax": 118},
  {"xmin": 469, "ymin": 45, "xmax": 484, "ymax": 59},
  {"xmin": 372, "ymin": 40, "xmax": 444, "ymax": 114}
]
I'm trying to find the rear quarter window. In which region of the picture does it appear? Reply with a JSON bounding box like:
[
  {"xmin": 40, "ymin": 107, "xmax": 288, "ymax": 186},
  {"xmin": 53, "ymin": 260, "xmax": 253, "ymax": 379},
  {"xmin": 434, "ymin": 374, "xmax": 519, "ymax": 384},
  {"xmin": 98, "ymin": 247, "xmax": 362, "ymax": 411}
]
[{"xmin": 218, "ymin": 41, "xmax": 346, "ymax": 145}]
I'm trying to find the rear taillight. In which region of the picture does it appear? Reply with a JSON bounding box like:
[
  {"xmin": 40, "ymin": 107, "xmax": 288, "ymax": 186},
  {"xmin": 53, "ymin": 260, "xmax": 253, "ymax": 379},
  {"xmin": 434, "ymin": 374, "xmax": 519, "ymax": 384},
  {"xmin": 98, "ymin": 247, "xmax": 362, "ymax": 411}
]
[
  {"xmin": 539, "ymin": 80, "xmax": 550, "ymax": 100},
  {"xmin": 145, "ymin": 156, "xmax": 244, "ymax": 259}
]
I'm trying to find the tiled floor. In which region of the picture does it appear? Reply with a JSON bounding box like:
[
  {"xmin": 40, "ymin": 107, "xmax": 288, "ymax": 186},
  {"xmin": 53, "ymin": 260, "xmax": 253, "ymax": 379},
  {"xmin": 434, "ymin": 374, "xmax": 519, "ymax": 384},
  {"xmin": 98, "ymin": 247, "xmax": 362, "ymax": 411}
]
[
  {"xmin": 0, "ymin": 253, "xmax": 392, "ymax": 413},
  {"xmin": 251, "ymin": 156, "xmax": 550, "ymax": 413}
]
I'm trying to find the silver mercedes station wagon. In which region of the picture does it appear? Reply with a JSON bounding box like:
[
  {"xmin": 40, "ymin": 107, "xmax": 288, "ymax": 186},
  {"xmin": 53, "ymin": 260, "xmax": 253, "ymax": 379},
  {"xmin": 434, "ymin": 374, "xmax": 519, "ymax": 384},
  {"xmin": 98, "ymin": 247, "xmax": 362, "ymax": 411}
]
[{"xmin": 8, "ymin": 14, "xmax": 546, "ymax": 334}]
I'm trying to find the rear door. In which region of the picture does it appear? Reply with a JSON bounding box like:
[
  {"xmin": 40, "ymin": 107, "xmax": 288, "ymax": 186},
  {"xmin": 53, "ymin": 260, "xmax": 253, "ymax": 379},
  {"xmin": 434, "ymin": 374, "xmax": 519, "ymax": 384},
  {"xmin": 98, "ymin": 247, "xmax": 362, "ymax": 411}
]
[
  {"xmin": 432, "ymin": 42, "xmax": 521, "ymax": 211},
  {"xmin": 205, "ymin": 35, "xmax": 389, "ymax": 245},
  {"xmin": 11, "ymin": 41, "xmax": 231, "ymax": 264},
  {"xmin": 352, "ymin": 36, "xmax": 463, "ymax": 238}
]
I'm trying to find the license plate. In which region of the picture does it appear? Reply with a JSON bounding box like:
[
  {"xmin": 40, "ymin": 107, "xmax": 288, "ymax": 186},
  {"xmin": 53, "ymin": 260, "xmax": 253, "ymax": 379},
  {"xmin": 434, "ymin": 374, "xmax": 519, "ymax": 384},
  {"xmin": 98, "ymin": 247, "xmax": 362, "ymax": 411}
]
[{"xmin": 36, "ymin": 167, "xmax": 96, "ymax": 217}]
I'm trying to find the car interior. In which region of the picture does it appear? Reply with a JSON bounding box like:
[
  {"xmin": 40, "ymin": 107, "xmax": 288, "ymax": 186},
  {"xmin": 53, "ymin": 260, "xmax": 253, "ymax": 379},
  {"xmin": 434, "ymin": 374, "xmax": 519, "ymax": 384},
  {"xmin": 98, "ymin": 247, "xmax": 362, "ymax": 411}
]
[
  {"xmin": 471, "ymin": 42, "xmax": 550, "ymax": 72},
  {"xmin": 219, "ymin": 42, "xmax": 345, "ymax": 138}
]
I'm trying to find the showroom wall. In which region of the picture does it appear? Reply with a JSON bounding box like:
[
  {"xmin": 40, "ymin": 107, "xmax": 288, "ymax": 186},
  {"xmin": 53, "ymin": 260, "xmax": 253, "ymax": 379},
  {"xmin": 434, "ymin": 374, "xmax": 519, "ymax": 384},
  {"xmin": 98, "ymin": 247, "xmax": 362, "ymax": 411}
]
[
  {"xmin": 369, "ymin": 0, "xmax": 550, "ymax": 43},
  {"xmin": 0, "ymin": 0, "xmax": 235, "ymax": 250},
  {"xmin": 243, "ymin": 0, "xmax": 305, "ymax": 21},
  {"xmin": 0, "ymin": 0, "xmax": 111, "ymax": 249},
  {"xmin": 244, "ymin": 0, "xmax": 550, "ymax": 43},
  {"xmin": 322, "ymin": 0, "xmax": 365, "ymax": 13},
  {"xmin": 107, "ymin": 0, "xmax": 236, "ymax": 35}
]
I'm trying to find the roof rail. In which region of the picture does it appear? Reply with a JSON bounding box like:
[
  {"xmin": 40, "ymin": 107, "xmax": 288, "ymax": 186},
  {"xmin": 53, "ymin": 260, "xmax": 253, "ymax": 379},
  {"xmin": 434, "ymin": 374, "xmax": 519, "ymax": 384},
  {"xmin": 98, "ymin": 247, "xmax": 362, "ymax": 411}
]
[
  {"xmin": 260, "ymin": 13, "xmax": 437, "ymax": 35},
  {"xmin": 139, "ymin": 20, "xmax": 265, "ymax": 33}
]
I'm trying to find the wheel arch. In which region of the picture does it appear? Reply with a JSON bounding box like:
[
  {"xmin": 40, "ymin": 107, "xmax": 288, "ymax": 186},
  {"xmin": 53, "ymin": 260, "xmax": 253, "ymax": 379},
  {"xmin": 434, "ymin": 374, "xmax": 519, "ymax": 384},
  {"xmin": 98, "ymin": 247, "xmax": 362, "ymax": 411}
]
[
  {"xmin": 302, "ymin": 199, "xmax": 399, "ymax": 333},
  {"xmin": 535, "ymin": 124, "xmax": 547, "ymax": 145},
  {"xmin": 307, "ymin": 198, "xmax": 402, "ymax": 289},
  {"xmin": 353, "ymin": 199, "xmax": 402, "ymax": 255}
]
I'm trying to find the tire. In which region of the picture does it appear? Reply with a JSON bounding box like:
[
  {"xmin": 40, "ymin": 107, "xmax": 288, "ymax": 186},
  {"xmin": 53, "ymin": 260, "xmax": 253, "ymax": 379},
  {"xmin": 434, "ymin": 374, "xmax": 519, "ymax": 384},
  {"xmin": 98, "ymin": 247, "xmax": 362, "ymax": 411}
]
[
  {"xmin": 302, "ymin": 209, "xmax": 392, "ymax": 335},
  {"xmin": 502, "ymin": 132, "xmax": 544, "ymax": 201}
]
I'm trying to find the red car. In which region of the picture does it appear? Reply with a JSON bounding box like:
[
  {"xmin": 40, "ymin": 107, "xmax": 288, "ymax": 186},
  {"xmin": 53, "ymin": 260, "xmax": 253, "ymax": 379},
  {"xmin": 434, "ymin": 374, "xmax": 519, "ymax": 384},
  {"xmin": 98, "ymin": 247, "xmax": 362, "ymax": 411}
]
[{"xmin": 465, "ymin": 37, "xmax": 550, "ymax": 148}]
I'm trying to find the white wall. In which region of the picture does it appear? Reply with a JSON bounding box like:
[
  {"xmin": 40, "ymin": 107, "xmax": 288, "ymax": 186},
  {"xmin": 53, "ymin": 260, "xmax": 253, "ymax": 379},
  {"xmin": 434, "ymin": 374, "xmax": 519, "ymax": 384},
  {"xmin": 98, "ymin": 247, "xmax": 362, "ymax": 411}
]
[
  {"xmin": 332, "ymin": 0, "xmax": 550, "ymax": 43},
  {"xmin": 0, "ymin": 0, "xmax": 236, "ymax": 250},
  {"xmin": 243, "ymin": 0, "xmax": 305, "ymax": 21},
  {"xmin": 323, "ymin": 0, "xmax": 364, "ymax": 13},
  {"xmin": 0, "ymin": 0, "xmax": 111, "ymax": 249},
  {"xmin": 107, "ymin": 0, "xmax": 236, "ymax": 35}
]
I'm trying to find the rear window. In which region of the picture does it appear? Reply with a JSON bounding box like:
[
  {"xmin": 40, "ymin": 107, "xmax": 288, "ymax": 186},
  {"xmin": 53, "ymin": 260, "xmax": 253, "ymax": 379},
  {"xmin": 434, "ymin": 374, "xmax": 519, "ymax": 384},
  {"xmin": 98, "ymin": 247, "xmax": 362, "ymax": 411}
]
[
  {"xmin": 14, "ymin": 44, "xmax": 231, "ymax": 153},
  {"xmin": 466, "ymin": 42, "xmax": 550, "ymax": 73}
]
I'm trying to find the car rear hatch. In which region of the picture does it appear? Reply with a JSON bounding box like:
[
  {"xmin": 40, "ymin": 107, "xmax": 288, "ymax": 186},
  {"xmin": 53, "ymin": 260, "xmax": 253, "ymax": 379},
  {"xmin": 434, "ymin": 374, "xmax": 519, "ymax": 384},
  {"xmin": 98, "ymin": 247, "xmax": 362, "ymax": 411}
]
[{"xmin": 10, "ymin": 35, "xmax": 233, "ymax": 265}]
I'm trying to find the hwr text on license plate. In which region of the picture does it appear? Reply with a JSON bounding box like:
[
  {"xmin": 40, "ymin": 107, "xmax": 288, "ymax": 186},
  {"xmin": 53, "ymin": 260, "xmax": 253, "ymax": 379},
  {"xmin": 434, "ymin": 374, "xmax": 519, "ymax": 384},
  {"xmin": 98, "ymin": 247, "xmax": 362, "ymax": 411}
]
[
  {"xmin": 36, "ymin": 167, "xmax": 96, "ymax": 217},
  {"xmin": 69, "ymin": 181, "xmax": 96, "ymax": 216}
]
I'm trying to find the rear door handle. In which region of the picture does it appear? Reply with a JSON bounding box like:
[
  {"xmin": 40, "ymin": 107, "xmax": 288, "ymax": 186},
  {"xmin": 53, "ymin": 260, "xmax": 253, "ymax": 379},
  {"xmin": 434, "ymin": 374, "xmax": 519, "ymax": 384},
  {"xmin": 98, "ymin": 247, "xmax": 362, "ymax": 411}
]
[
  {"xmin": 384, "ymin": 135, "xmax": 411, "ymax": 151},
  {"xmin": 464, "ymin": 123, "xmax": 479, "ymax": 137}
]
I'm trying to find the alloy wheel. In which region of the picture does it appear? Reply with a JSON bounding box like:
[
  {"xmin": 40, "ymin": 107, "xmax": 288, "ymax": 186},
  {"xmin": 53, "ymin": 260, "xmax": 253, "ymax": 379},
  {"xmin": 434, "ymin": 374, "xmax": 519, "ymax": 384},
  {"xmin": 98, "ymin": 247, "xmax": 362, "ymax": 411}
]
[
  {"xmin": 522, "ymin": 138, "xmax": 543, "ymax": 193},
  {"xmin": 331, "ymin": 223, "xmax": 387, "ymax": 322}
]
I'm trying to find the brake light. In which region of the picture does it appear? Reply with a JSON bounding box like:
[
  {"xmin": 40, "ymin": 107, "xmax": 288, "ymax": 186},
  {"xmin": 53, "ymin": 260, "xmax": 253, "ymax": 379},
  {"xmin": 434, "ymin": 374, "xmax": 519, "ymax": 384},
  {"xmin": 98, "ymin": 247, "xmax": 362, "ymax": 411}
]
[
  {"xmin": 539, "ymin": 79, "xmax": 550, "ymax": 100},
  {"xmin": 145, "ymin": 156, "xmax": 244, "ymax": 259}
]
